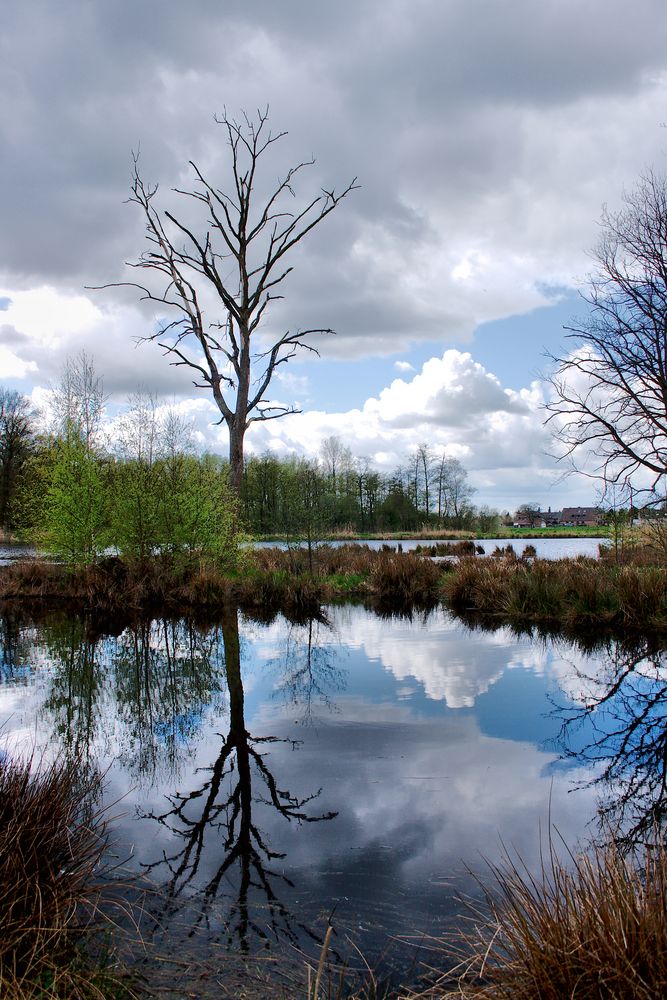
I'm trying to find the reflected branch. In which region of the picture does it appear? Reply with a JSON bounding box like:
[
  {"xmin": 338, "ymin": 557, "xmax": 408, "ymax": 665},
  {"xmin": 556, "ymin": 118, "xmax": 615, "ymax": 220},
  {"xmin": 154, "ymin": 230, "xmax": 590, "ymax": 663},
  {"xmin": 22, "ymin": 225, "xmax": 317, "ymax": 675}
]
[
  {"xmin": 557, "ymin": 637, "xmax": 667, "ymax": 846},
  {"xmin": 142, "ymin": 603, "xmax": 337, "ymax": 950}
]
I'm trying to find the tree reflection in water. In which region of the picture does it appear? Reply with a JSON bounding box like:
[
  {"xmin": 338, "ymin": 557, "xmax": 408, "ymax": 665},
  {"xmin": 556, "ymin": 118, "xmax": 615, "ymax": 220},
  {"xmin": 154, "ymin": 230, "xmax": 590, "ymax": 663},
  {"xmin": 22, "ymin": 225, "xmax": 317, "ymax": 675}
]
[
  {"xmin": 16, "ymin": 604, "xmax": 343, "ymax": 949},
  {"xmin": 0, "ymin": 610, "xmax": 32, "ymax": 682},
  {"xmin": 142, "ymin": 603, "xmax": 339, "ymax": 951},
  {"xmin": 270, "ymin": 613, "xmax": 347, "ymax": 724},
  {"xmin": 556, "ymin": 636, "xmax": 667, "ymax": 847},
  {"xmin": 39, "ymin": 615, "xmax": 226, "ymax": 781}
]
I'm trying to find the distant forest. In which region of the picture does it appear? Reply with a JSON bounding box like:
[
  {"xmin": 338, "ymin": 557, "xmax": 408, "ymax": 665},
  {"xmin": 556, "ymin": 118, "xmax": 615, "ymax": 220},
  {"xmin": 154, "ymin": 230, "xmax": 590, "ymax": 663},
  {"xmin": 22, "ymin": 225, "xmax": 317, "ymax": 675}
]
[
  {"xmin": 240, "ymin": 442, "xmax": 492, "ymax": 535},
  {"xmin": 1, "ymin": 379, "xmax": 503, "ymax": 543}
]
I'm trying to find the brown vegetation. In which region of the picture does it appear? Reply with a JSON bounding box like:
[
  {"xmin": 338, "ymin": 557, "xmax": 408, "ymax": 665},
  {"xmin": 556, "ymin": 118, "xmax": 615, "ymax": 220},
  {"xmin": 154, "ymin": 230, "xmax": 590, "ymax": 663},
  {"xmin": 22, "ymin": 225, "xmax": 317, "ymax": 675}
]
[
  {"xmin": 2, "ymin": 544, "xmax": 667, "ymax": 632},
  {"xmin": 445, "ymin": 554, "xmax": 667, "ymax": 630},
  {"xmin": 0, "ymin": 752, "xmax": 133, "ymax": 999},
  {"xmin": 408, "ymin": 834, "xmax": 667, "ymax": 1000},
  {"xmin": 0, "ymin": 545, "xmax": 450, "ymax": 615}
]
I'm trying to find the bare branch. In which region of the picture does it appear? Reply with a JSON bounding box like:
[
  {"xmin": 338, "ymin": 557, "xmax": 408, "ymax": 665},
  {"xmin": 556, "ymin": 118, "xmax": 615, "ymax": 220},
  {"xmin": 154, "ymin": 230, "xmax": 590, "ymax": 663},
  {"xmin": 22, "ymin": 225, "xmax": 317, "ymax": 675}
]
[
  {"xmin": 545, "ymin": 169, "xmax": 667, "ymax": 503},
  {"xmin": 98, "ymin": 110, "xmax": 356, "ymax": 491}
]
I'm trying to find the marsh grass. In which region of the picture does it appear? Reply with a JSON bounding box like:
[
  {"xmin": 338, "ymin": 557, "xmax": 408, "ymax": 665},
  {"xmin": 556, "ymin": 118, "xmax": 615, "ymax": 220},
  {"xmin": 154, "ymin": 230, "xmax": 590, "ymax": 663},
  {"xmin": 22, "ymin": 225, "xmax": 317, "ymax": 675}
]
[
  {"xmin": 0, "ymin": 752, "xmax": 136, "ymax": 999},
  {"xmin": 414, "ymin": 541, "xmax": 478, "ymax": 557},
  {"xmin": 304, "ymin": 926, "xmax": 391, "ymax": 1000},
  {"xmin": 445, "ymin": 556, "xmax": 667, "ymax": 630},
  {"xmin": 408, "ymin": 834, "xmax": 667, "ymax": 1000},
  {"xmin": 245, "ymin": 544, "xmax": 448, "ymax": 606},
  {"xmin": 3, "ymin": 546, "xmax": 666, "ymax": 630}
]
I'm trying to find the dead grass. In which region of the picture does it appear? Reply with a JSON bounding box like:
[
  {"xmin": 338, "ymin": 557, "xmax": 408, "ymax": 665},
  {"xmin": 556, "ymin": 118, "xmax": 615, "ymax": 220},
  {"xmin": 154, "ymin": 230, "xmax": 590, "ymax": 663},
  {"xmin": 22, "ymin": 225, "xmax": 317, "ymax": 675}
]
[
  {"xmin": 4, "ymin": 547, "xmax": 666, "ymax": 630},
  {"xmin": 0, "ymin": 751, "xmax": 136, "ymax": 999},
  {"xmin": 444, "ymin": 556, "xmax": 667, "ymax": 630},
  {"xmin": 408, "ymin": 833, "xmax": 667, "ymax": 1000}
]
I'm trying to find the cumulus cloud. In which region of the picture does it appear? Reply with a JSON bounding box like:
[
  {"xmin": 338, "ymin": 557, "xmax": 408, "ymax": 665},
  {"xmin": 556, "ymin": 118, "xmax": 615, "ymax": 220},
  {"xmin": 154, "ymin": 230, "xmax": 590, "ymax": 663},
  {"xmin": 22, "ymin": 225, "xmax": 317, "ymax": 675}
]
[
  {"xmin": 236, "ymin": 350, "xmax": 556, "ymax": 505},
  {"xmin": 2, "ymin": 0, "xmax": 666, "ymax": 508}
]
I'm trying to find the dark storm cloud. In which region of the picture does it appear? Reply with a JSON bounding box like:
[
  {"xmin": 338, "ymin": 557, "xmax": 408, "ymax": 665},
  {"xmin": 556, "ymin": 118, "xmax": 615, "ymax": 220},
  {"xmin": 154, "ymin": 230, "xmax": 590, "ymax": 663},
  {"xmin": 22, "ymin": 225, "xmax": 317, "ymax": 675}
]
[{"xmin": 1, "ymin": 0, "xmax": 667, "ymax": 386}]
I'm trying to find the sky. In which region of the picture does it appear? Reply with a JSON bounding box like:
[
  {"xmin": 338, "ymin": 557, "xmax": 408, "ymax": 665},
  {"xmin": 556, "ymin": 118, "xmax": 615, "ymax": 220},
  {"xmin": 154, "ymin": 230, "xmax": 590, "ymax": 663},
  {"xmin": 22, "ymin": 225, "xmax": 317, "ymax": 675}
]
[{"xmin": 2, "ymin": 0, "xmax": 667, "ymax": 512}]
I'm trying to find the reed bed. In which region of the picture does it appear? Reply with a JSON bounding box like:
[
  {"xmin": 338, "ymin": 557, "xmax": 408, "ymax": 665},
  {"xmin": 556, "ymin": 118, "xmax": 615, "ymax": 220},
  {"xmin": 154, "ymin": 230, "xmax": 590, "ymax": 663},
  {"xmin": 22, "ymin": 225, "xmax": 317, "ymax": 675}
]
[
  {"xmin": 251, "ymin": 544, "xmax": 446, "ymax": 604},
  {"xmin": 0, "ymin": 752, "xmax": 134, "ymax": 999},
  {"xmin": 414, "ymin": 540, "xmax": 479, "ymax": 557},
  {"xmin": 444, "ymin": 555, "xmax": 667, "ymax": 630},
  {"xmin": 3, "ymin": 546, "xmax": 667, "ymax": 630},
  {"xmin": 408, "ymin": 834, "xmax": 667, "ymax": 1000}
]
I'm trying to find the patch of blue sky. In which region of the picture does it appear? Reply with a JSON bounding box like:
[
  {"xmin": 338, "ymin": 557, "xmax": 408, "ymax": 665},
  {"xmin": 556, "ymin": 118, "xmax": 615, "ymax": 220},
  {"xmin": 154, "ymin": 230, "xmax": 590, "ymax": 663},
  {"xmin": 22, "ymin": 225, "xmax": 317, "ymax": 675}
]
[
  {"xmin": 471, "ymin": 289, "xmax": 589, "ymax": 390},
  {"xmin": 0, "ymin": 296, "xmax": 11, "ymax": 311},
  {"xmin": 289, "ymin": 289, "xmax": 591, "ymax": 413}
]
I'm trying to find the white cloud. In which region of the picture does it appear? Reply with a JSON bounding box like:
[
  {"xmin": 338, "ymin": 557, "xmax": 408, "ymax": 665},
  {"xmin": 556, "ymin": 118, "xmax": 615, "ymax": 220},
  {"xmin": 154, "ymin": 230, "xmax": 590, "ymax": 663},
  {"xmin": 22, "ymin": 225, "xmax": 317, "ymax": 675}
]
[
  {"xmin": 238, "ymin": 349, "xmax": 559, "ymax": 507},
  {"xmin": 2, "ymin": 0, "xmax": 665, "ymax": 510}
]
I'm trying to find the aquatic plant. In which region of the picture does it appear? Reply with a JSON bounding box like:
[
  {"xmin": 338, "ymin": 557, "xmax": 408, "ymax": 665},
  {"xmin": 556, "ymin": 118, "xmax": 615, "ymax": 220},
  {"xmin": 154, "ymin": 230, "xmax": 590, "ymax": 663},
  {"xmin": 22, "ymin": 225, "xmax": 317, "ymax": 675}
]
[
  {"xmin": 445, "ymin": 557, "xmax": 667, "ymax": 630},
  {"xmin": 410, "ymin": 834, "xmax": 667, "ymax": 999},
  {"xmin": 0, "ymin": 751, "xmax": 134, "ymax": 998}
]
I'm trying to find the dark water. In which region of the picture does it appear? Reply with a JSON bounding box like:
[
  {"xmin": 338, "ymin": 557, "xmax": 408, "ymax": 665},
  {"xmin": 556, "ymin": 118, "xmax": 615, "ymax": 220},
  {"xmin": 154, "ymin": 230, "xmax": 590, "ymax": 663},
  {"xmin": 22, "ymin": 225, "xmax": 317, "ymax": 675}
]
[{"xmin": 0, "ymin": 604, "xmax": 663, "ymax": 988}]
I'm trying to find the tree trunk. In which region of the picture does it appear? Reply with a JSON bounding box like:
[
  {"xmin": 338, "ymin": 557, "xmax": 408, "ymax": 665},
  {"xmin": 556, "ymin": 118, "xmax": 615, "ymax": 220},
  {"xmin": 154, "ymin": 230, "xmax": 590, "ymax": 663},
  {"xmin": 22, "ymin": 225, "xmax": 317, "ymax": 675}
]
[{"xmin": 228, "ymin": 419, "xmax": 245, "ymax": 494}]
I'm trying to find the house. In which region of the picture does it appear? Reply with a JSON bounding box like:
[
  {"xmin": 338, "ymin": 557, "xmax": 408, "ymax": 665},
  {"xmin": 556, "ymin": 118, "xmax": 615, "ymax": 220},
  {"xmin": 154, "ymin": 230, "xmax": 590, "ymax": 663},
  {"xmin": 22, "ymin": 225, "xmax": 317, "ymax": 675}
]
[
  {"xmin": 511, "ymin": 506, "xmax": 604, "ymax": 527},
  {"xmin": 559, "ymin": 506, "xmax": 605, "ymax": 526}
]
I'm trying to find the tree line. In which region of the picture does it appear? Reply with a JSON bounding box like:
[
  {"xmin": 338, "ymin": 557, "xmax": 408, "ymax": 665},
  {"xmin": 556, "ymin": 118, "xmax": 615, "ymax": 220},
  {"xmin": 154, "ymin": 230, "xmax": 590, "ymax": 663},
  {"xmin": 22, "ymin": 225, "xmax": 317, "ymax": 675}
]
[
  {"xmin": 1, "ymin": 361, "xmax": 502, "ymax": 555},
  {"xmin": 0, "ymin": 358, "xmax": 236, "ymax": 565},
  {"xmin": 240, "ymin": 438, "xmax": 497, "ymax": 536}
]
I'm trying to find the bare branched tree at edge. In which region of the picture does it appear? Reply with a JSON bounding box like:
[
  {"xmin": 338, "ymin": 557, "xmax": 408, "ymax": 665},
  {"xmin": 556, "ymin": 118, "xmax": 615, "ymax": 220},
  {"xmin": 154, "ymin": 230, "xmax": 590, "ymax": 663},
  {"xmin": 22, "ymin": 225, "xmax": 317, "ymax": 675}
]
[
  {"xmin": 103, "ymin": 109, "xmax": 357, "ymax": 491},
  {"xmin": 546, "ymin": 170, "xmax": 667, "ymax": 504}
]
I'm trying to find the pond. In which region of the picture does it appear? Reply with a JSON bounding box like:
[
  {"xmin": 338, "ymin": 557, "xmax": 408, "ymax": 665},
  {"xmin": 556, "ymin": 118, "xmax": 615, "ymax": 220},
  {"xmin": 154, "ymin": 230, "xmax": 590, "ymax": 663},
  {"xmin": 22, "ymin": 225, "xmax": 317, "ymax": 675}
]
[
  {"xmin": 0, "ymin": 603, "xmax": 663, "ymax": 992},
  {"xmin": 252, "ymin": 535, "xmax": 604, "ymax": 559},
  {"xmin": 0, "ymin": 536, "xmax": 602, "ymax": 565}
]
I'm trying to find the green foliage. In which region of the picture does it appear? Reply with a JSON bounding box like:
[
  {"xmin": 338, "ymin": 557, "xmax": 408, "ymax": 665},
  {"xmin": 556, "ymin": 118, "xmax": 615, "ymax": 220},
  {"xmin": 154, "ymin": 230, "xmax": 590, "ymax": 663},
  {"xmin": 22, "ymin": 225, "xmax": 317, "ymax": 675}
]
[
  {"xmin": 162, "ymin": 452, "xmax": 238, "ymax": 565},
  {"xmin": 0, "ymin": 387, "xmax": 37, "ymax": 530},
  {"xmin": 241, "ymin": 451, "xmax": 491, "ymax": 537},
  {"xmin": 108, "ymin": 456, "xmax": 162, "ymax": 564},
  {"xmin": 42, "ymin": 434, "xmax": 108, "ymax": 566},
  {"xmin": 108, "ymin": 452, "xmax": 238, "ymax": 567}
]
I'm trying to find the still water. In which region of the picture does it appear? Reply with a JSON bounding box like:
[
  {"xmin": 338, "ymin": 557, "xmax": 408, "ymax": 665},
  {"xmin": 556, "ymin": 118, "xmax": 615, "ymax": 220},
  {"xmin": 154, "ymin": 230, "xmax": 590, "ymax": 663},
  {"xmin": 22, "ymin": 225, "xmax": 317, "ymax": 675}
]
[
  {"xmin": 252, "ymin": 536, "xmax": 604, "ymax": 559},
  {"xmin": 0, "ymin": 603, "xmax": 661, "ymax": 986}
]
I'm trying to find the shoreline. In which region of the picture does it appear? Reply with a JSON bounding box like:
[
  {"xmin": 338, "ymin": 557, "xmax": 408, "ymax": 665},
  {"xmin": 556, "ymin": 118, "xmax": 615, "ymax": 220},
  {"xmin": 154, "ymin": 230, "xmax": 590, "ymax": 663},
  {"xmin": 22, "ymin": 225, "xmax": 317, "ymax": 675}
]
[
  {"xmin": 253, "ymin": 527, "xmax": 610, "ymax": 542},
  {"xmin": 0, "ymin": 543, "xmax": 664, "ymax": 636}
]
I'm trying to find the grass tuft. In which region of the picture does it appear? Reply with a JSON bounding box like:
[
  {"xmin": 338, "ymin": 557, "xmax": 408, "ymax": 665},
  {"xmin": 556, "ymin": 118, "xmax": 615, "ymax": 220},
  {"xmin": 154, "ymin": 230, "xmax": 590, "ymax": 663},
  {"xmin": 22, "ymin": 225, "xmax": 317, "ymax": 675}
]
[
  {"xmin": 409, "ymin": 833, "xmax": 667, "ymax": 999},
  {"xmin": 444, "ymin": 556, "xmax": 667, "ymax": 630},
  {"xmin": 0, "ymin": 751, "xmax": 135, "ymax": 999}
]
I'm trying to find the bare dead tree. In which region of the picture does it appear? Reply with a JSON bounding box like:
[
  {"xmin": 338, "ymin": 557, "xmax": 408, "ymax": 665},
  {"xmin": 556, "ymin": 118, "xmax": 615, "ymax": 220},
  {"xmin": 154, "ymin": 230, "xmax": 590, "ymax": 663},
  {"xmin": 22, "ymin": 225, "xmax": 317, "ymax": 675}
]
[
  {"xmin": 141, "ymin": 604, "xmax": 336, "ymax": 950},
  {"xmin": 102, "ymin": 109, "xmax": 357, "ymax": 492},
  {"xmin": 546, "ymin": 170, "xmax": 667, "ymax": 503},
  {"xmin": 52, "ymin": 350, "xmax": 106, "ymax": 451}
]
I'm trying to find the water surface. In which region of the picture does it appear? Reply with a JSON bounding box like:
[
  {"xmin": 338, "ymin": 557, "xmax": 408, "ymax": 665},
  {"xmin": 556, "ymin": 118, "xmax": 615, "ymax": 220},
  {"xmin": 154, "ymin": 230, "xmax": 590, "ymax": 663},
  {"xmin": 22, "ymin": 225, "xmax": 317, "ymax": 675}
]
[{"xmin": 0, "ymin": 603, "xmax": 656, "ymax": 986}]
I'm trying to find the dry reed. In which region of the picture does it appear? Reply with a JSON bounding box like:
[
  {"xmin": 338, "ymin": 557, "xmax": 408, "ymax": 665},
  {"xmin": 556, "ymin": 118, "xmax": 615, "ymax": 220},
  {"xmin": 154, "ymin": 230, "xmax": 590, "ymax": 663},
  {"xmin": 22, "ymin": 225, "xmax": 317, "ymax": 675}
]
[
  {"xmin": 408, "ymin": 833, "xmax": 667, "ymax": 999},
  {"xmin": 0, "ymin": 751, "xmax": 134, "ymax": 999},
  {"xmin": 444, "ymin": 556, "xmax": 667, "ymax": 630}
]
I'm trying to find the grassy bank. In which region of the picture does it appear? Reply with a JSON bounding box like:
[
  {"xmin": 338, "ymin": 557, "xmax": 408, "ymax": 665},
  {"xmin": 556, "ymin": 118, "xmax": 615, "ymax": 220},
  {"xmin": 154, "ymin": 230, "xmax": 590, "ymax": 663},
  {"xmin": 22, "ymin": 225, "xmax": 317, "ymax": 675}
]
[
  {"xmin": 254, "ymin": 528, "xmax": 478, "ymax": 542},
  {"xmin": 0, "ymin": 545, "xmax": 446, "ymax": 617},
  {"xmin": 254, "ymin": 526, "xmax": 610, "ymax": 542},
  {"xmin": 476, "ymin": 525, "xmax": 609, "ymax": 539},
  {"xmin": 2, "ymin": 543, "xmax": 667, "ymax": 631},
  {"xmin": 445, "ymin": 554, "xmax": 667, "ymax": 630}
]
